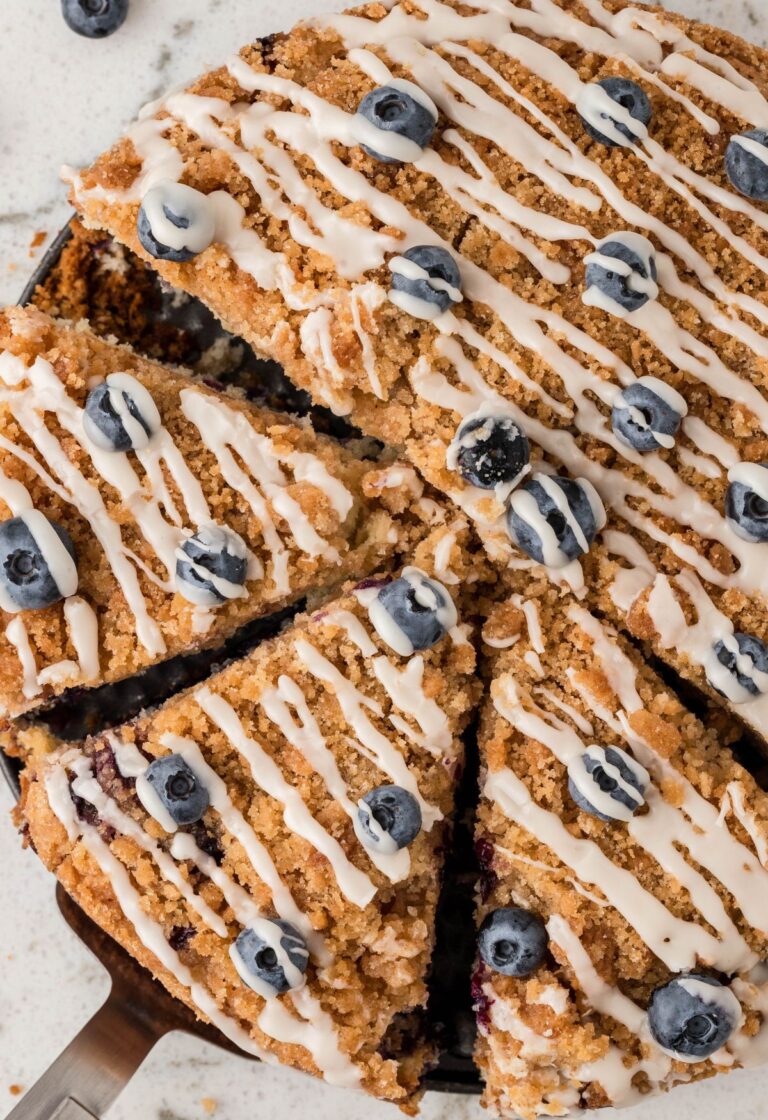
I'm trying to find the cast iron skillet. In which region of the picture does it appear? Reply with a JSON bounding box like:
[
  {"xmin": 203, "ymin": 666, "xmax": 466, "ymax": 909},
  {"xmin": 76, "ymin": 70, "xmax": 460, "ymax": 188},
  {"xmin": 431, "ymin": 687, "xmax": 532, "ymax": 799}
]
[{"xmin": 1, "ymin": 220, "xmax": 482, "ymax": 1120}]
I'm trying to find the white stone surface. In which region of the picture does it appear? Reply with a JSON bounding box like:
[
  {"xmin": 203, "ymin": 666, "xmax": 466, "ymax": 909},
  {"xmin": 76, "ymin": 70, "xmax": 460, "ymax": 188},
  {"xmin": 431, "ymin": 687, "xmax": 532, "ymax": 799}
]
[{"xmin": 1, "ymin": 1, "xmax": 768, "ymax": 1118}]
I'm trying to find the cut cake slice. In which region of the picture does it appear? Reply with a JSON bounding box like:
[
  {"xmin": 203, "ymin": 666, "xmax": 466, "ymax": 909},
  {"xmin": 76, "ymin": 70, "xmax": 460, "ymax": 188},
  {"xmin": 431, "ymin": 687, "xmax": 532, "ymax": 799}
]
[
  {"xmin": 18, "ymin": 560, "xmax": 477, "ymax": 1108},
  {"xmin": 475, "ymin": 578, "xmax": 768, "ymax": 1118},
  {"xmin": 0, "ymin": 305, "xmax": 425, "ymax": 717}
]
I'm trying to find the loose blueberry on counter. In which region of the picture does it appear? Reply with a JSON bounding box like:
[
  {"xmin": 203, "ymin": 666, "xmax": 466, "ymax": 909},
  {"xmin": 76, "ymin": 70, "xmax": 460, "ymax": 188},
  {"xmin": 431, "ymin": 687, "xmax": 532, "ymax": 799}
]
[
  {"xmin": 648, "ymin": 975, "xmax": 741, "ymax": 1060},
  {"xmin": 708, "ymin": 632, "xmax": 768, "ymax": 704},
  {"xmin": 585, "ymin": 237, "xmax": 658, "ymax": 314},
  {"xmin": 579, "ymin": 77, "xmax": 651, "ymax": 147},
  {"xmin": 568, "ymin": 745, "xmax": 648, "ymax": 822},
  {"xmin": 175, "ymin": 525, "xmax": 248, "ymax": 607},
  {"xmin": 356, "ymin": 84, "xmax": 437, "ymax": 163},
  {"xmin": 144, "ymin": 755, "xmax": 210, "ymax": 826},
  {"xmin": 450, "ymin": 412, "xmax": 530, "ymax": 490},
  {"xmin": 478, "ymin": 907, "xmax": 548, "ymax": 978},
  {"xmin": 725, "ymin": 463, "xmax": 768, "ymax": 543},
  {"xmin": 506, "ymin": 474, "xmax": 605, "ymax": 568},
  {"xmin": 62, "ymin": 0, "xmax": 128, "ymax": 38},
  {"xmin": 231, "ymin": 921, "xmax": 308, "ymax": 996},
  {"xmin": 83, "ymin": 374, "xmax": 161, "ymax": 452},
  {"xmin": 137, "ymin": 181, "xmax": 216, "ymax": 263},
  {"xmin": 611, "ymin": 377, "xmax": 687, "ymax": 453},
  {"xmin": 371, "ymin": 568, "xmax": 457, "ymax": 654},
  {"xmin": 725, "ymin": 130, "xmax": 768, "ymax": 201},
  {"xmin": 390, "ymin": 246, "xmax": 462, "ymax": 319},
  {"xmin": 0, "ymin": 513, "xmax": 78, "ymax": 612},
  {"xmin": 355, "ymin": 785, "xmax": 422, "ymax": 854}
]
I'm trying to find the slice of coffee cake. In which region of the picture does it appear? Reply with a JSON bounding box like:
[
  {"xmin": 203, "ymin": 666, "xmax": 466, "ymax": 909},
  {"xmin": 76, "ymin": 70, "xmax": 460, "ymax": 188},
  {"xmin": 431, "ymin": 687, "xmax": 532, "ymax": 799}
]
[
  {"xmin": 19, "ymin": 562, "xmax": 477, "ymax": 1107},
  {"xmin": 0, "ymin": 306, "xmax": 424, "ymax": 716},
  {"xmin": 475, "ymin": 581, "xmax": 768, "ymax": 1117}
]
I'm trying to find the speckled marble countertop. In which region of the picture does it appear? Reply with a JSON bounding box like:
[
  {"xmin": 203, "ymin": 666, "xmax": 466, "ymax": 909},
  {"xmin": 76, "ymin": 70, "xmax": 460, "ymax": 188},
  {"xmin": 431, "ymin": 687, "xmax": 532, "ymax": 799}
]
[{"xmin": 1, "ymin": 1, "xmax": 768, "ymax": 1119}]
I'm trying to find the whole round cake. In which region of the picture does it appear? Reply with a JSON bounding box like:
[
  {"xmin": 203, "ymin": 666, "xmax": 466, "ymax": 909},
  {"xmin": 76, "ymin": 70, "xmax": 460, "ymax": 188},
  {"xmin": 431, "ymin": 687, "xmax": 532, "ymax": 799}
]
[{"xmin": 3, "ymin": 0, "xmax": 768, "ymax": 1117}]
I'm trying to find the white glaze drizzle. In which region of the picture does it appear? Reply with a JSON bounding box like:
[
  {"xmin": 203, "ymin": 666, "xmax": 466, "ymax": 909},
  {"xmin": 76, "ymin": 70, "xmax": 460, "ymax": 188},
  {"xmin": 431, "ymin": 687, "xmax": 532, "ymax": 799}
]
[
  {"xmin": 140, "ymin": 181, "xmax": 216, "ymax": 256},
  {"xmin": 194, "ymin": 684, "xmax": 377, "ymax": 908},
  {"xmin": 485, "ymin": 763, "xmax": 729, "ymax": 971},
  {"xmin": 180, "ymin": 388, "xmax": 349, "ymax": 588},
  {"xmin": 258, "ymin": 673, "xmax": 410, "ymax": 881},
  {"xmin": 365, "ymin": 567, "xmax": 457, "ymax": 656},
  {"xmin": 566, "ymin": 606, "xmax": 768, "ymax": 935},
  {"xmin": 64, "ymin": 0, "xmax": 768, "ymax": 654},
  {"xmin": 159, "ymin": 732, "xmax": 329, "ymax": 963},
  {"xmin": 718, "ymin": 783, "xmax": 768, "ymax": 868},
  {"xmin": 43, "ymin": 759, "xmax": 272, "ymax": 1062},
  {"xmin": 492, "ymin": 676, "xmax": 758, "ymax": 972},
  {"xmin": 68, "ymin": 753, "xmax": 229, "ymax": 936},
  {"xmin": 0, "ymin": 352, "xmax": 165, "ymax": 654},
  {"xmin": 547, "ymin": 913, "xmax": 672, "ymax": 1097},
  {"xmin": 45, "ymin": 752, "xmax": 358, "ymax": 1085},
  {"xmin": 293, "ymin": 636, "xmax": 443, "ymax": 827},
  {"xmin": 494, "ymin": 843, "xmax": 608, "ymax": 909},
  {"xmin": 0, "ymin": 343, "xmax": 355, "ymax": 692},
  {"xmin": 432, "ymin": 518, "xmax": 468, "ymax": 586}
]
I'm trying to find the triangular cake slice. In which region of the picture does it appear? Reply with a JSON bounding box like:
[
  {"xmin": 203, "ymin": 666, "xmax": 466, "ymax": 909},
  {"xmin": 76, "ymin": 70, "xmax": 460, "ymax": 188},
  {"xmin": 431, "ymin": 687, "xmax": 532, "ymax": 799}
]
[
  {"xmin": 64, "ymin": 0, "xmax": 768, "ymax": 737},
  {"xmin": 475, "ymin": 580, "xmax": 768, "ymax": 1118},
  {"xmin": 18, "ymin": 560, "xmax": 477, "ymax": 1107},
  {"xmin": 0, "ymin": 306, "xmax": 429, "ymax": 717}
]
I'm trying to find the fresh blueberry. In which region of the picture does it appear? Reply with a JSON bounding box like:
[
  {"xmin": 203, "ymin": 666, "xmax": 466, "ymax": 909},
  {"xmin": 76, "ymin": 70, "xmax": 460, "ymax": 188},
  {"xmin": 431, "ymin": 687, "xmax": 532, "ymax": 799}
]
[
  {"xmin": 579, "ymin": 77, "xmax": 651, "ymax": 147},
  {"xmin": 449, "ymin": 411, "xmax": 530, "ymax": 489},
  {"xmin": 708, "ymin": 632, "xmax": 768, "ymax": 704},
  {"xmin": 478, "ymin": 907, "xmax": 548, "ymax": 978},
  {"xmin": 0, "ymin": 513, "xmax": 78, "ymax": 612},
  {"xmin": 725, "ymin": 130, "xmax": 768, "ymax": 201},
  {"xmin": 726, "ymin": 463, "xmax": 768, "ymax": 543},
  {"xmin": 83, "ymin": 374, "xmax": 161, "ymax": 452},
  {"xmin": 144, "ymin": 755, "xmax": 210, "ymax": 826},
  {"xmin": 355, "ymin": 785, "xmax": 422, "ymax": 854},
  {"xmin": 356, "ymin": 84, "xmax": 436, "ymax": 163},
  {"xmin": 611, "ymin": 377, "xmax": 687, "ymax": 453},
  {"xmin": 585, "ymin": 236, "xmax": 658, "ymax": 314},
  {"xmin": 390, "ymin": 245, "xmax": 462, "ymax": 318},
  {"xmin": 370, "ymin": 568, "xmax": 457, "ymax": 655},
  {"xmin": 175, "ymin": 525, "xmax": 248, "ymax": 607},
  {"xmin": 61, "ymin": 0, "xmax": 128, "ymax": 38},
  {"xmin": 568, "ymin": 745, "xmax": 648, "ymax": 822},
  {"xmin": 648, "ymin": 975, "xmax": 740, "ymax": 1060},
  {"xmin": 231, "ymin": 920, "xmax": 309, "ymax": 996},
  {"xmin": 137, "ymin": 181, "xmax": 216, "ymax": 263},
  {"xmin": 506, "ymin": 474, "xmax": 606, "ymax": 568}
]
